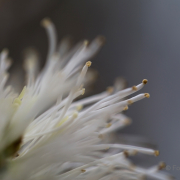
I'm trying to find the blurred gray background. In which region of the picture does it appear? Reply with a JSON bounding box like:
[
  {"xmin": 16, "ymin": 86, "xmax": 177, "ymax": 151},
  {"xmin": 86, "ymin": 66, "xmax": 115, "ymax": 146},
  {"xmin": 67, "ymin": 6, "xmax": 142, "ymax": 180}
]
[{"xmin": 0, "ymin": 0, "xmax": 179, "ymax": 178}]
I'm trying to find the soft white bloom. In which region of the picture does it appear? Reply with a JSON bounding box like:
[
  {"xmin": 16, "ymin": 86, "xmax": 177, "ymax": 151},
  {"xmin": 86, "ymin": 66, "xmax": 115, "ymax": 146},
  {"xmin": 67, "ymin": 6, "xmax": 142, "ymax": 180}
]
[{"xmin": 0, "ymin": 18, "xmax": 172, "ymax": 180}]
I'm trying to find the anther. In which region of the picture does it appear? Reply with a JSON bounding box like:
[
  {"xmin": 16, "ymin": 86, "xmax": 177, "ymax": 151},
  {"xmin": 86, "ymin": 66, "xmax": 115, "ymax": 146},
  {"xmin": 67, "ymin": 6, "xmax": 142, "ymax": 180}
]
[
  {"xmin": 124, "ymin": 118, "xmax": 131, "ymax": 125},
  {"xmin": 154, "ymin": 150, "xmax": 160, "ymax": 156},
  {"xmin": 144, "ymin": 93, "xmax": 150, "ymax": 98},
  {"xmin": 128, "ymin": 100, "xmax": 133, "ymax": 105},
  {"xmin": 41, "ymin": 18, "xmax": 51, "ymax": 27},
  {"xmin": 132, "ymin": 150, "xmax": 138, "ymax": 155},
  {"xmin": 123, "ymin": 106, "xmax": 129, "ymax": 111},
  {"xmin": 98, "ymin": 134, "xmax": 103, "ymax": 139},
  {"xmin": 96, "ymin": 36, "xmax": 106, "ymax": 45},
  {"xmin": 158, "ymin": 162, "xmax": 166, "ymax": 170},
  {"xmin": 132, "ymin": 86, "xmax": 137, "ymax": 91},
  {"xmin": 84, "ymin": 40, "xmax": 89, "ymax": 46},
  {"xmin": 76, "ymin": 105, "xmax": 83, "ymax": 111},
  {"xmin": 106, "ymin": 86, "xmax": 114, "ymax": 94},
  {"xmin": 86, "ymin": 61, "xmax": 92, "ymax": 67},
  {"xmin": 130, "ymin": 163, "xmax": 136, "ymax": 170},
  {"xmin": 73, "ymin": 112, "xmax": 78, "ymax": 119},
  {"xmin": 106, "ymin": 123, "xmax": 112, "ymax": 128},
  {"xmin": 2, "ymin": 48, "xmax": 9, "ymax": 54},
  {"xmin": 81, "ymin": 169, "xmax": 86, "ymax": 173},
  {"xmin": 123, "ymin": 150, "xmax": 129, "ymax": 157},
  {"xmin": 142, "ymin": 79, "xmax": 148, "ymax": 84},
  {"xmin": 81, "ymin": 88, "xmax": 85, "ymax": 95}
]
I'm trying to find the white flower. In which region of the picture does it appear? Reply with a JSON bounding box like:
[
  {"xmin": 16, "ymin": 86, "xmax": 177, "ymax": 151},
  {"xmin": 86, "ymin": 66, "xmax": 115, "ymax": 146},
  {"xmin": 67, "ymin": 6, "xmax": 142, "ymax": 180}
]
[{"xmin": 0, "ymin": 18, "xmax": 172, "ymax": 180}]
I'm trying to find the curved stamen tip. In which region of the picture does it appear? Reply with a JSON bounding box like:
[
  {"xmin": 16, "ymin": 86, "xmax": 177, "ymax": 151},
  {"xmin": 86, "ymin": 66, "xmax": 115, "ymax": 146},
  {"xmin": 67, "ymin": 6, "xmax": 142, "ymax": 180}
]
[
  {"xmin": 169, "ymin": 176, "xmax": 175, "ymax": 180},
  {"xmin": 41, "ymin": 18, "xmax": 51, "ymax": 27},
  {"xmin": 130, "ymin": 163, "xmax": 136, "ymax": 170},
  {"xmin": 123, "ymin": 150, "xmax": 129, "ymax": 157},
  {"xmin": 81, "ymin": 88, "xmax": 85, "ymax": 95},
  {"xmin": 2, "ymin": 48, "xmax": 9, "ymax": 54},
  {"xmin": 128, "ymin": 100, "xmax": 133, "ymax": 105},
  {"xmin": 144, "ymin": 93, "xmax": 150, "ymax": 98},
  {"xmin": 123, "ymin": 106, "xmax": 129, "ymax": 111},
  {"xmin": 154, "ymin": 150, "xmax": 160, "ymax": 156},
  {"xmin": 124, "ymin": 118, "xmax": 131, "ymax": 125},
  {"xmin": 73, "ymin": 112, "xmax": 78, "ymax": 119},
  {"xmin": 132, "ymin": 86, "xmax": 137, "ymax": 91},
  {"xmin": 106, "ymin": 86, "xmax": 114, "ymax": 94},
  {"xmin": 98, "ymin": 134, "xmax": 103, "ymax": 139},
  {"xmin": 86, "ymin": 61, "xmax": 92, "ymax": 67},
  {"xmin": 158, "ymin": 162, "xmax": 166, "ymax": 170},
  {"xmin": 84, "ymin": 40, "xmax": 89, "ymax": 46},
  {"xmin": 132, "ymin": 150, "xmax": 138, "ymax": 155},
  {"xmin": 142, "ymin": 79, "xmax": 148, "ymax": 84},
  {"xmin": 76, "ymin": 105, "xmax": 83, "ymax": 111},
  {"xmin": 81, "ymin": 169, "xmax": 86, "ymax": 173},
  {"xmin": 96, "ymin": 35, "xmax": 106, "ymax": 45},
  {"xmin": 106, "ymin": 123, "xmax": 112, "ymax": 128}
]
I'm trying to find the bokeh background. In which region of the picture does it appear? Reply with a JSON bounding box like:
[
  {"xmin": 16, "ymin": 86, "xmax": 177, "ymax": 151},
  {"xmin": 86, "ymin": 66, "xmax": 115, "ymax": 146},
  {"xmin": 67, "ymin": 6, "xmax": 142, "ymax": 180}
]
[{"xmin": 0, "ymin": 0, "xmax": 179, "ymax": 178}]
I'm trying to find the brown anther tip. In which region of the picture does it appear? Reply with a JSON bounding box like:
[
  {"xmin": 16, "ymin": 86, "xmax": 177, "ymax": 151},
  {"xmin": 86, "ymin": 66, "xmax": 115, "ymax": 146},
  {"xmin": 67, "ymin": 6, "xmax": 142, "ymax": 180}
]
[
  {"xmin": 41, "ymin": 18, "xmax": 51, "ymax": 27},
  {"xmin": 81, "ymin": 169, "xmax": 86, "ymax": 173},
  {"xmin": 123, "ymin": 151, "xmax": 129, "ymax": 157},
  {"xmin": 158, "ymin": 162, "xmax": 166, "ymax": 170},
  {"xmin": 140, "ymin": 175, "xmax": 146, "ymax": 180},
  {"xmin": 144, "ymin": 93, "xmax": 150, "ymax": 98},
  {"xmin": 84, "ymin": 40, "xmax": 89, "ymax": 46},
  {"xmin": 124, "ymin": 118, "xmax": 132, "ymax": 125},
  {"xmin": 14, "ymin": 153, "xmax": 19, "ymax": 158},
  {"xmin": 2, "ymin": 48, "xmax": 9, "ymax": 54},
  {"xmin": 132, "ymin": 86, "xmax": 137, "ymax": 91},
  {"xmin": 106, "ymin": 86, "xmax": 114, "ymax": 94},
  {"xmin": 98, "ymin": 134, "xmax": 103, "ymax": 139},
  {"xmin": 132, "ymin": 150, "xmax": 138, "ymax": 155},
  {"xmin": 123, "ymin": 106, "xmax": 129, "ymax": 111},
  {"xmin": 142, "ymin": 79, "xmax": 148, "ymax": 84},
  {"xmin": 128, "ymin": 100, "xmax": 133, "ymax": 105},
  {"xmin": 130, "ymin": 163, "xmax": 136, "ymax": 170},
  {"xmin": 81, "ymin": 88, "xmax": 85, "ymax": 95},
  {"xmin": 86, "ymin": 61, "xmax": 92, "ymax": 67},
  {"xmin": 106, "ymin": 123, "xmax": 112, "ymax": 128},
  {"xmin": 154, "ymin": 150, "xmax": 160, "ymax": 156},
  {"xmin": 169, "ymin": 176, "xmax": 175, "ymax": 180},
  {"xmin": 96, "ymin": 36, "xmax": 106, "ymax": 45}
]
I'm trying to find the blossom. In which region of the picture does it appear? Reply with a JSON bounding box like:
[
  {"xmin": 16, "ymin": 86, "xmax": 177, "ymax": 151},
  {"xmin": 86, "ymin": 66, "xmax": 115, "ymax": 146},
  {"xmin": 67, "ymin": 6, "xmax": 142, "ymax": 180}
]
[{"xmin": 0, "ymin": 18, "xmax": 172, "ymax": 180}]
